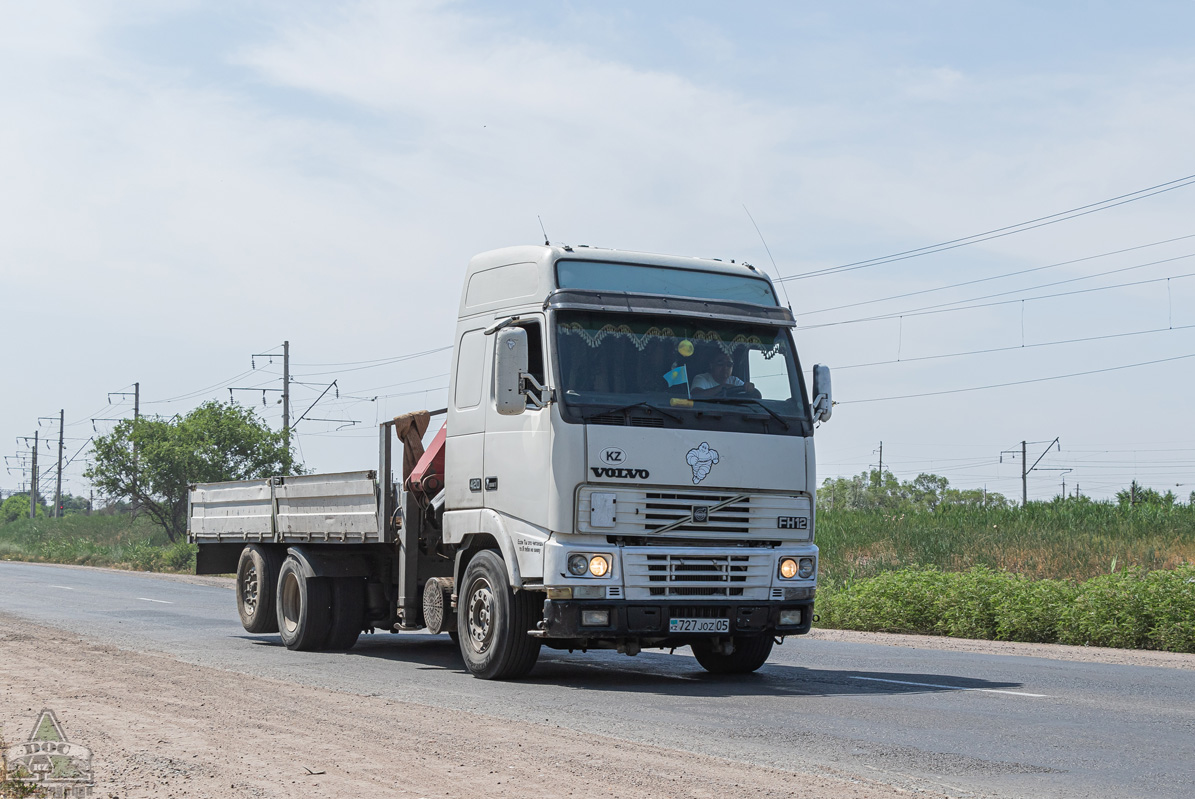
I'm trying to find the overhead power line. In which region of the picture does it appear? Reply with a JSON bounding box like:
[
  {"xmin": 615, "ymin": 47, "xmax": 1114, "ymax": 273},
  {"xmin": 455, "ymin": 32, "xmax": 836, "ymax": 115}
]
[
  {"xmin": 799, "ymin": 270, "xmax": 1195, "ymax": 330},
  {"xmin": 778, "ymin": 172, "xmax": 1195, "ymax": 282},
  {"xmin": 834, "ymin": 322, "xmax": 1195, "ymax": 371},
  {"xmin": 798, "ymin": 232, "xmax": 1195, "ymax": 317},
  {"xmin": 841, "ymin": 351, "xmax": 1195, "ymax": 405}
]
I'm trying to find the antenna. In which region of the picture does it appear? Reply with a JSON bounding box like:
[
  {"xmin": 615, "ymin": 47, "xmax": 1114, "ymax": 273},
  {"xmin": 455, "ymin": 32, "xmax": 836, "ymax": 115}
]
[
  {"xmin": 743, "ymin": 205, "xmax": 794, "ymax": 309},
  {"xmin": 538, "ymin": 216, "xmax": 550, "ymax": 246}
]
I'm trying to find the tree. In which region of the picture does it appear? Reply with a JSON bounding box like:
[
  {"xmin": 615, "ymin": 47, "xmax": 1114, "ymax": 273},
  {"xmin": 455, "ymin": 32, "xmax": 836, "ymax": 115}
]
[
  {"xmin": 818, "ymin": 470, "xmax": 1010, "ymax": 512},
  {"xmin": 85, "ymin": 401, "xmax": 300, "ymax": 541},
  {"xmin": 1, "ymin": 494, "xmax": 45, "ymax": 524},
  {"xmin": 1115, "ymin": 480, "xmax": 1174, "ymax": 509}
]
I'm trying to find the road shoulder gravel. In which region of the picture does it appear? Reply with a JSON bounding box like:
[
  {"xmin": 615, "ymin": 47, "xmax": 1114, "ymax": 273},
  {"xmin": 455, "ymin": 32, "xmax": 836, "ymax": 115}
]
[{"xmin": 0, "ymin": 612, "xmax": 946, "ymax": 799}]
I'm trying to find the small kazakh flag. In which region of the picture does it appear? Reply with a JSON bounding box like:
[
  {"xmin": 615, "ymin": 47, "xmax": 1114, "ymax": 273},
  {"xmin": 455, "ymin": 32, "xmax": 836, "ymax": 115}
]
[{"xmin": 663, "ymin": 364, "xmax": 689, "ymax": 387}]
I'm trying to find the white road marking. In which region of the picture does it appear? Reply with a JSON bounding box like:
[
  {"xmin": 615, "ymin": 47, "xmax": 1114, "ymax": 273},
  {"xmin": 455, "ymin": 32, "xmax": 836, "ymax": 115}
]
[
  {"xmin": 48, "ymin": 585, "xmax": 75, "ymax": 590},
  {"xmin": 137, "ymin": 597, "xmax": 173, "ymax": 604},
  {"xmin": 851, "ymin": 675, "xmax": 1051, "ymax": 698}
]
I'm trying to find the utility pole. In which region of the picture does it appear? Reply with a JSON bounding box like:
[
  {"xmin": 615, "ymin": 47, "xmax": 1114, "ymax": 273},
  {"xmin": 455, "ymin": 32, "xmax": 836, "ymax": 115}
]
[
  {"xmin": 1022, "ymin": 440, "xmax": 1027, "ymax": 507},
  {"xmin": 1000, "ymin": 438, "xmax": 1062, "ymax": 507},
  {"xmin": 250, "ymin": 342, "xmax": 291, "ymax": 475},
  {"xmin": 30, "ymin": 431, "xmax": 38, "ymax": 519},
  {"xmin": 877, "ymin": 441, "xmax": 883, "ymax": 486},
  {"xmin": 110, "ymin": 384, "xmax": 141, "ymax": 519},
  {"xmin": 55, "ymin": 409, "xmax": 64, "ymax": 518},
  {"xmin": 283, "ymin": 341, "xmax": 291, "ymax": 475}
]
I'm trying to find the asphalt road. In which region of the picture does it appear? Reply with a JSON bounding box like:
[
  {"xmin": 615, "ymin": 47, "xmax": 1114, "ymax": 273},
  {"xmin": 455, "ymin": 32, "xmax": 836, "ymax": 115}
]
[{"xmin": 1, "ymin": 561, "xmax": 1191, "ymax": 798}]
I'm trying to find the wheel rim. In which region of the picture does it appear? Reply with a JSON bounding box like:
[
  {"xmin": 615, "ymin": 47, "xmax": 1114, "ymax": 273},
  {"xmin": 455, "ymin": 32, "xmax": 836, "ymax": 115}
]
[
  {"xmin": 241, "ymin": 564, "xmax": 259, "ymax": 616},
  {"xmin": 466, "ymin": 578, "xmax": 496, "ymax": 654},
  {"xmin": 279, "ymin": 571, "xmax": 300, "ymax": 635}
]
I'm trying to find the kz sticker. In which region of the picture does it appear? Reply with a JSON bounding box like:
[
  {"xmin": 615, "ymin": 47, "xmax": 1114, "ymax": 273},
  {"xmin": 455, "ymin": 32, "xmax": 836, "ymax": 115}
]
[{"xmin": 685, "ymin": 442, "xmax": 720, "ymax": 484}]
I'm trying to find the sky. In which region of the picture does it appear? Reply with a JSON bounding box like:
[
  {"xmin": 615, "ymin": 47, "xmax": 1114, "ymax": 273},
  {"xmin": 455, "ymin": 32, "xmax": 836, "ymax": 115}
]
[{"xmin": 3, "ymin": 0, "xmax": 1195, "ymax": 504}]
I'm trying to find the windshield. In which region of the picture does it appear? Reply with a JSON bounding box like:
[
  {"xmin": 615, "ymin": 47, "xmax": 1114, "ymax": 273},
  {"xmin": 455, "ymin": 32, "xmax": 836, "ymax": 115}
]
[{"xmin": 554, "ymin": 311, "xmax": 810, "ymax": 436}]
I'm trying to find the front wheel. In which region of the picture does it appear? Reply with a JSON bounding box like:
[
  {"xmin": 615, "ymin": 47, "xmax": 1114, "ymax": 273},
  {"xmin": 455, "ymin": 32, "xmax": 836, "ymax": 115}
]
[
  {"xmin": 456, "ymin": 550, "xmax": 542, "ymax": 680},
  {"xmin": 692, "ymin": 636, "xmax": 774, "ymax": 674}
]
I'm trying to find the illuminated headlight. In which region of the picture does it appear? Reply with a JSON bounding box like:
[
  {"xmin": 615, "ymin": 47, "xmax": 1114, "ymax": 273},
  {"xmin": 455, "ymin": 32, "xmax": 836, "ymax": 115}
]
[
  {"xmin": 798, "ymin": 557, "xmax": 815, "ymax": 579},
  {"xmin": 780, "ymin": 609, "xmax": 803, "ymax": 626},
  {"xmin": 779, "ymin": 557, "xmax": 799, "ymax": 579},
  {"xmin": 589, "ymin": 555, "xmax": 610, "ymax": 577},
  {"xmin": 581, "ymin": 609, "xmax": 610, "ymax": 627},
  {"xmin": 567, "ymin": 554, "xmax": 589, "ymax": 576}
]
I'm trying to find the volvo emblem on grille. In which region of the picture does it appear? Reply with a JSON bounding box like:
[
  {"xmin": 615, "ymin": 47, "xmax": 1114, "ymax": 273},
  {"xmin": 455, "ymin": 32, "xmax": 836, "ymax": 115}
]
[{"xmin": 692, "ymin": 506, "xmax": 710, "ymax": 523}]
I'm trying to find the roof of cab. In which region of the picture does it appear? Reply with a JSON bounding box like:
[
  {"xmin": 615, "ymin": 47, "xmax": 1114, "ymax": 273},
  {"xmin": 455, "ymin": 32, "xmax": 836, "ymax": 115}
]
[
  {"xmin": 466, "ymin": 244, "xmax": 767, "ymax": 280},
  {"xmin": 458, "ymin": 244, "xmax": 776, "ymax": 320}
]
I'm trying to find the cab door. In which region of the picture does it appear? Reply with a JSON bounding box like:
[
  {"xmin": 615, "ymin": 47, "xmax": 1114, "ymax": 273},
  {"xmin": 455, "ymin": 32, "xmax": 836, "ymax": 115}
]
[{"xmin": 482, "ymin": 316, "xmax": 552, "ymax": 530}]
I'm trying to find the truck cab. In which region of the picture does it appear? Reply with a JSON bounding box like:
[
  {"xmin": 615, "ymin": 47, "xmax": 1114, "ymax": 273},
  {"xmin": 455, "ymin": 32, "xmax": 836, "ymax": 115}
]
[{"xmin": 443, "ymin": 245, "xmax": 828, "ymax": 676}]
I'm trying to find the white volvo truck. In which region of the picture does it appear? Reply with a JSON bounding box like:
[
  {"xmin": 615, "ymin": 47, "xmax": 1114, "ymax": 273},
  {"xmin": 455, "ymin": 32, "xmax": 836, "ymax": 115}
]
[{"xmin": 189, "ymin": 244, "xmax": 833, "ymax": 679}]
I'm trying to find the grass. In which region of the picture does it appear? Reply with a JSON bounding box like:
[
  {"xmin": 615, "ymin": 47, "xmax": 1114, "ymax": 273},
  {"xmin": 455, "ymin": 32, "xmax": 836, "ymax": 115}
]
[
  {"xmin": 0, "ymin": 514, "xmax": 196, "ymax": 573},
  {"xmin": 813, "ymin": 499, "xmax": 1195, "ymax": 653},
  {"xmin": 815, "ymin": 499, "xmax": 1195, "ymax": 584}
]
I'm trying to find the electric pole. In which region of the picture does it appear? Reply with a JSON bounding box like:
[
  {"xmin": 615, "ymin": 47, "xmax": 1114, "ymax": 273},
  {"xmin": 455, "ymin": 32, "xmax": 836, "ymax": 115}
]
[
  {"xmin": 1022, "ymin": 440, "xmax": 1027, "ymax": 507},
  {"xmin": 110, "ymin": 384, "xmax": 141, "ymax": 519},
  {"xmin": 283, "ymin": 341, "xmax": 291, "ymax": 475},
  {"xmin": 30, "ymin": 431, "xmax": 38, "ymax": 519},
  {"xmin": 249, "ymin": 342, "xmax": 291, "ymax": 475},
  {"xmin": 1000, "ymin": 438, "xmax": 1062, "ymax": 507},
  {"xmin": 55, "ymin": 409, "xmax": 64, "ymax": 518}
]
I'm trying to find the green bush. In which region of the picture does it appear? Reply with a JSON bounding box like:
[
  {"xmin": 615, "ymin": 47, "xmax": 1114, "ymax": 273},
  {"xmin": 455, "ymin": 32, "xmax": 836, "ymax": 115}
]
[{"xmin": 816, "ymin": 565, "xmax": 1195, "ymax": 653}]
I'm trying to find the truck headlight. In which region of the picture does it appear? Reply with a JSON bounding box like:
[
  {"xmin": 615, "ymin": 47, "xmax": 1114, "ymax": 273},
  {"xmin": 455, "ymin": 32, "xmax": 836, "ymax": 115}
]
[
  {"xmin": 567, "ymin": 554, "xmax": 589, "ymax": 576},
  {"xmin": 798, "ymin": 557, "xmax": 815, "ymax": 579},
  {"xmin": 589, "ymin": 555, "xmax": 610, "ymax": 577},
  {"xmin": 779, "ymin": 557, "xmax": 798, "ymax": 579}
]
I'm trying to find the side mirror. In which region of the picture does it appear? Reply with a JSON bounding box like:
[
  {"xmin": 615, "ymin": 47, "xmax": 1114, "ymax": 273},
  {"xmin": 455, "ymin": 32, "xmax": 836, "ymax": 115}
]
[
  {"xmin": 811, "ymin": 364, "xmax": 832, "ymax": 423},
  {"xmin": 495, "ymin": 327, "xmax": 529, "ymax": 415}
]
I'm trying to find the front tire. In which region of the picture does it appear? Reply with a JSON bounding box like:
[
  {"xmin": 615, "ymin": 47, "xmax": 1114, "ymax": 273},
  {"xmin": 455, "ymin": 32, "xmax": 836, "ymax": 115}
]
[
  {"xmin": 456, "ymin": 550, "xmax": 542, "ymax": 680},
  {"xmin": 692, "ymin": 636, "xmax": 774, "ymax": 674},
  {"xmin": 236, "ymin": 545, "xmax": 283, "ymax": 634},
  {"xmin": 276, "ymin": 556, "xmax": 333, "ymax": 651}
]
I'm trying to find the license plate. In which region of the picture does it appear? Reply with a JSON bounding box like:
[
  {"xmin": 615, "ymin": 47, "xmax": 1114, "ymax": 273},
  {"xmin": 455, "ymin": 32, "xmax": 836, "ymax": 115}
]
[{"xmin": 669, "ymin": 617, "xmax": 730, "ymax": 633}]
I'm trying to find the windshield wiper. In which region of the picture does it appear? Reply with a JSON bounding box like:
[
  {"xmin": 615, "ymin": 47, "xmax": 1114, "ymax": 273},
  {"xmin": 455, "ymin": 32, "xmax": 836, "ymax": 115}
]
[
  {"xmin": 581, "ymin": 400, "xmax": 683, "ymax": 423},
  {"xmin": 695, "ymin": 397, "xmax": 791, "ymax": 430}
]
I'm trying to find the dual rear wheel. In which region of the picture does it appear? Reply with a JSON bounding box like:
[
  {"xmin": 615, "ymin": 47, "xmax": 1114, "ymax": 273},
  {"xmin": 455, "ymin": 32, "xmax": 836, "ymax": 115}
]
[{"xmin": 236, "ymin": 546, "xmax": 365, "ymax": 652}]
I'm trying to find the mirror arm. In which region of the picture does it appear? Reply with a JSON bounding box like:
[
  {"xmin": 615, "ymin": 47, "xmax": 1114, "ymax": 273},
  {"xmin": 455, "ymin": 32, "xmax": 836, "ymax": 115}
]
[
  {"xmin": 520, "ymin": 373, "xmax": 551, "ymax": 409},
  {"xmin": 484, "ymin": 316, "xmax": 520, "ymax": 336}
]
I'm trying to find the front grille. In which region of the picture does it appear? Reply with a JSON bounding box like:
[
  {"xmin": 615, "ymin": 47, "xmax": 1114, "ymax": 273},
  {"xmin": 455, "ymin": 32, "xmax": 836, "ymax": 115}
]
[
  {"xmin": 577, "ymin": 486, "xmax": 813, "ymax": 543},
  {"xmin": 652, "ymin": 586, "xmax": 743, "ymax": 597},
  {"xmin": 644, "ymin": 492, "xmax": 750, "ymax": 535},
  {"xmin": 669, "ymin": 606, "xmax": 729, "ymax": 619},
  {"xmin": 624, "ymin": 550, "xmax": 772, "ymax": 600},
  {"xmin": 583, "ymin": 414, "xmax": 666, "ymax": 427}
]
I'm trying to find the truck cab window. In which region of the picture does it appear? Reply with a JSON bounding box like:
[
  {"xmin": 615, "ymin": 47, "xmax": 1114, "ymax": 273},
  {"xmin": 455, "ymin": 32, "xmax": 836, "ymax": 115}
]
[{"xmin": 517, "ymin": 320, "xmax": 545, "ymax": 386}]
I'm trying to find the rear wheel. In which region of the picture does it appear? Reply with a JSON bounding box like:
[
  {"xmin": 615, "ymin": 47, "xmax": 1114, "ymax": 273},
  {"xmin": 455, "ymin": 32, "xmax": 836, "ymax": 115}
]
[
  {"xmin": 236, "ymin": 545, "xmax": 283, "ymax": 634},
  {"xmin": 456, "ymin": 550, "xmax": 541, "ymax": 680},
  {"xmin": 692, "ymin": 636, "xmax": 774, "ymax": 674},
  {"xmin": 325, "ymin": 577, "xmax": 366, "ymax": 651},
  {"xmin": 276, "ymin": 556, "xmax": 333, "ymax": 651}
]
